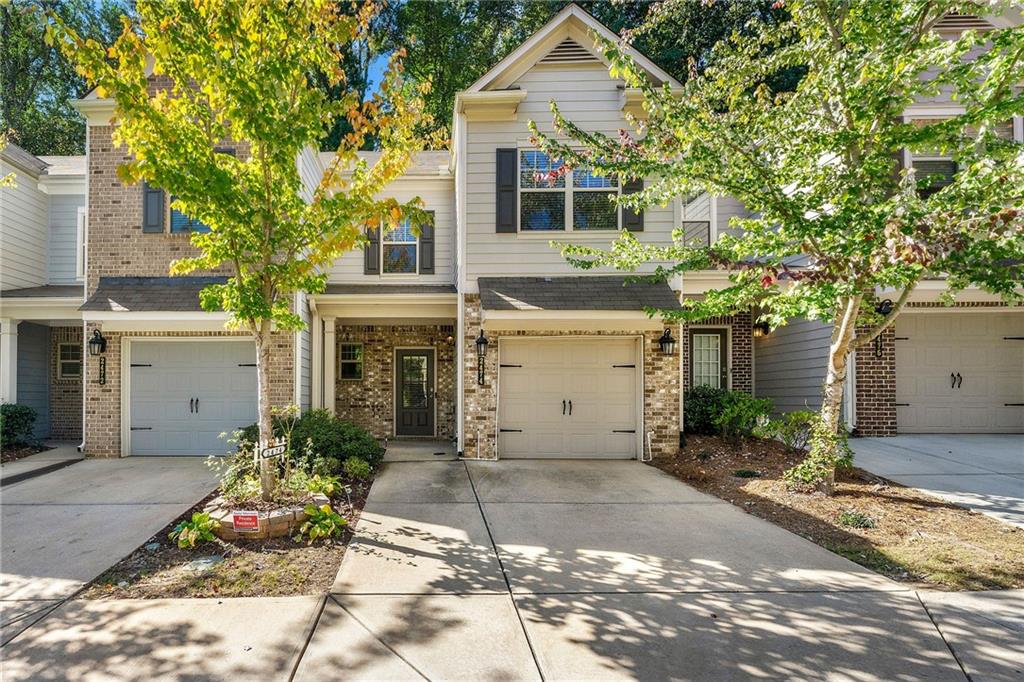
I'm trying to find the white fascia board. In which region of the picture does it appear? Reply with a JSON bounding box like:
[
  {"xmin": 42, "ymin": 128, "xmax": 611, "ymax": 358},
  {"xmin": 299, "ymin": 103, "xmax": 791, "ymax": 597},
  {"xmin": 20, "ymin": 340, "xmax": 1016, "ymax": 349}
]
[
  {"xmin": 0, "ymin": 299, "xmax": 82, "ymax": 321},
  {"xmin": 482, "ymin": 310, "xmax": 665, "ymax": 332},
  {"xmin": 310, "ymin": 293, "xmax": 458, "ymax": 306},
  {"xmin": 72, "ymin": 98, "xmax": 116, "ymax": 125},
  {"xmin": 81, "ymin": 310, "xmax": 231, "ymax": 323},
  {"xmin": 39, "ymin": 175, "xmax": 86, "ymax": 195}
]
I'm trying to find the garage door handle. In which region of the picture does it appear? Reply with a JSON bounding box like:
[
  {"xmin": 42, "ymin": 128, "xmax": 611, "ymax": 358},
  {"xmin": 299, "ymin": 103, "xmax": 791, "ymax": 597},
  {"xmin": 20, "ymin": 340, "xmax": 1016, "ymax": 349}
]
[
  {"xmin": 956, "ymin": 373, "xmax": 962, "ymax": 389},
  {"xmin": 562, "ymin": 400, "xmax": 566, "ymax": 415},
  {"xmin": 195, "ymin": 398, "xmax": 199, "ymax": 413},
  {"xmin": 190, "ymin": 398, "xmax": 195, "ymax": 414},
  {"xmin": 568, "ymin": 400, "xmax": 572, "ymax": 416},
  {"xmin": 950, "ymin": 373, "xmax": 956, "ymax": 389}
]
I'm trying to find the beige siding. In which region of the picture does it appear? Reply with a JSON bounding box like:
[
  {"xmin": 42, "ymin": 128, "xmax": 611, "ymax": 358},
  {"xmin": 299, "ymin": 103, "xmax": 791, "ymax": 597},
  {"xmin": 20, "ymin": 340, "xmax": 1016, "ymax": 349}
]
[
  {"xmin": 297, "ymin": 146, "xmax": 322, "ymax": 203},
  {"xmin": 327, "ymin": 177, "xmax": 456, "ymax": 284},
  {"xmin": 463, "ymin": 62, "xmax": 683, "ymax": 281},
  {"xmin": 0, "ymin": 159, "xmax": 49, "ymax": 290}
]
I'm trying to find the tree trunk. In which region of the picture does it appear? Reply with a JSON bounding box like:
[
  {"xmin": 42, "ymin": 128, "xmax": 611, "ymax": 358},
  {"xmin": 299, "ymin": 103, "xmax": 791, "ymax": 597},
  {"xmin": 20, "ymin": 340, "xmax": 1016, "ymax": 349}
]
[
  {"xmin": 254, "ymin": 322, "xmax": 276, "ymax": 501},
  {"xmin": 817, "ymin": 296, "xmax": 861, "ymax": 494}
]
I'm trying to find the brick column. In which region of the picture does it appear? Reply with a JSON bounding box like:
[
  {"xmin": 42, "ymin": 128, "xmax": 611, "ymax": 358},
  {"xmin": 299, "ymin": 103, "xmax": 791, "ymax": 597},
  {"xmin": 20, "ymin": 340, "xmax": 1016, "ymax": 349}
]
[{"xmin": 853, "ymin": 326, "xmax": 897, "ymax": 436}]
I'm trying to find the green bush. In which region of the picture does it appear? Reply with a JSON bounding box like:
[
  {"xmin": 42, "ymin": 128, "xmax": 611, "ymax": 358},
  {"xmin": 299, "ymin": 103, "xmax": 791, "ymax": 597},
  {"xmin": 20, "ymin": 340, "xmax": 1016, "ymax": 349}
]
[
  {"xmin": 733, "ymin": 469, "xmax": 760, "ymax": 478},
  {"xmin": 837, "ymin": 509, "xmax": 876, "ymax": 529},
  {"xmin": 238, "ymin": 409, "xmax": 384, "ymax": 474},
  {"xmin": 682, "ymin": 386, "xmax": 730, "ymax": 434},
  {"xmin": 783, "ymin": 419, "xmax": 856, "ymax": 489},
  {"xmin": 342, "ymin": 456, "xmax": 372, "ymax": 480},
  {"xmin": 169, "ymin": 512, "xmax": 218, "ymax": 549},
  {"xmin": 1, "ymin": 403, "xmax": 37, "ymax": 448},
  {"xmin": 767, "ymin": 410, "xmax": 818, "ymax": 450},
  {"xmin": 714, "ymin": 392, "xmax": 773, "ymax": 439},
  {"xmin": 297, "ymin": 503, "xmax": 347, "ymax": 544}
]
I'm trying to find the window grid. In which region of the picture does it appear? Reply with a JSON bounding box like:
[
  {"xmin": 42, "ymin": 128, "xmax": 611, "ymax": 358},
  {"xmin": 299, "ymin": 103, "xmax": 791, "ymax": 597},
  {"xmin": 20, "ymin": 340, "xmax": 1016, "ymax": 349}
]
[
  {"xmin": 340, "ymin": 343, "xmax": 364, "ymax": 381},
  {"xmin": 518, "ymin": 151, "xmax": 620, "ymax": 232},
  {"xmin": 692, "ymin": 334, "xmax": 721, "ymax": 389},
  {"xmin": 382, "ymin": 218, "xmax": 418, "ymax": 274},
  {"xmin": 58, "ymin": 343, "xmax": 82, "ymax": 380}
]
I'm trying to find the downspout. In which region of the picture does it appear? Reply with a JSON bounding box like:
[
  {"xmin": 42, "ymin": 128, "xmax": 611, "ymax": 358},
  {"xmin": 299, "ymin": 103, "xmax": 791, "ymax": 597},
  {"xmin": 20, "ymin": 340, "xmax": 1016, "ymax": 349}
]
[{"xmin": 79, "ymin": 123, "xmax": 90, "ymax": 453}]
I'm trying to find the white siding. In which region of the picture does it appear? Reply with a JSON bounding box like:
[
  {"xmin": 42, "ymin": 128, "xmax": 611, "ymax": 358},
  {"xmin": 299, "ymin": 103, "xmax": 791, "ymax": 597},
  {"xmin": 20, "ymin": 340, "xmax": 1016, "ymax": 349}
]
[
  {"xmin": 297, "ymin": 291, "xmax": 311, "ymax": 411},
  {"xmin": 463, "ymin": 62, "xmax": 681, "ymax": 280},
  {"xmin": 715, "ymin": 195, "xmax": 750, "ymax": 241},
  {"xmin": 0, "ymin": 159, "xmax": 49, "ymax": 290},
  {"xmin": 754, "ymin": 318, "xmax": 832, "ymax": 413},
  {"xmin": 48, "ymin": 194, "xmax": 85, "ymax": 285},
  {"xmin": 327, "ymin": 177, "xmax": 456, "ymax": 284},
  {"xmin": 297, "ymin": 146, "xmax": 322, "ymax": 203}
]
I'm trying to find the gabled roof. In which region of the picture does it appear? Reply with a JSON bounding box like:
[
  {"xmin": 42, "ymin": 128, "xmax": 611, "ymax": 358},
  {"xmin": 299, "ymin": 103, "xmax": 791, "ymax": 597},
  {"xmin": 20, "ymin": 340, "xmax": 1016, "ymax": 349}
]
[
  {"xmin": 465, "ymin": 3, "xmax": 681, "ymax": 93},
  {"xmin": 478, "ymin": 276, "xmax": 681, "ymax": 312}
]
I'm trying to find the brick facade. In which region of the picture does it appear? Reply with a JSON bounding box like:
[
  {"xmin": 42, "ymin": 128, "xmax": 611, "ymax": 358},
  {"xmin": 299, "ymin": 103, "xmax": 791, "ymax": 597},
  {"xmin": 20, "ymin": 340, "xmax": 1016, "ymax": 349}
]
[
  {"xmin": 680, "ymin": 310, "xmax": 754, "ymax": 394},
  {"xmin": 49, "ymin": 326, "xmax": 83, "ymax": 440},
  {"xmin": 461, "ymin": 295, "xmax": 680, "ymax": 460},
  {"xmin": 334, "ymin": 323, "xmax": 457, "ymax": 441}
]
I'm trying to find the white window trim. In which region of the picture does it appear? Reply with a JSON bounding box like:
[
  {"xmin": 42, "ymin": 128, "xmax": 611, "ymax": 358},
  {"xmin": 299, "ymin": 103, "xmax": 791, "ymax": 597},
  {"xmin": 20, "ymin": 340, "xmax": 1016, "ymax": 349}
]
[
  {"xmin": 75, "ymin": 207, "xmax": 86, "ymax": 280},
  {"xmin": 380, "ymin": 218, "xmax": 420, "ymax": 277},
  {"xmin": 57, "ymin": 342, "xmax": 82, "ymax": 380},
  {"xmin": 516, "ymin": 148, "xmax": 621, "ymax": 235},
  {"xmin": 339, "ymin": 341, "xmax": 364, "ymax": 381}
]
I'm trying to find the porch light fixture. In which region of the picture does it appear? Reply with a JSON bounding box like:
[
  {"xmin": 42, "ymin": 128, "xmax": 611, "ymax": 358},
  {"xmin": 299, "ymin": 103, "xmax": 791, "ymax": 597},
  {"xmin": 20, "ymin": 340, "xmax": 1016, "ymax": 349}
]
[
  {"xmin": 658, "ymin": 328, "xmax": 677, "ymax": 356},
  {"xmin": 88, "ymin": 329, "xmax": 107, "ymax": 356},
  {"xmin": 875, "ymin": 298, "xmax": 894, "ymax": 316},
  {"xmin": 475, "ymin": 330, "xmax": 489, "ymax": 386},
  {"xmin": 753, "ymin": 321, "xmax": 771, "ymax": 338}
]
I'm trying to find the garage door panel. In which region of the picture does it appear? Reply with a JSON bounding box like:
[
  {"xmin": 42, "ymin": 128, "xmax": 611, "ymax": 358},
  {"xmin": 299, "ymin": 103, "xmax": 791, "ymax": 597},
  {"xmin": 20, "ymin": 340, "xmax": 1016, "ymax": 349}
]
[
  {"xmin": 129, "ymin": 340, "xmax": 257, "ymax": 456},
  {"xmin": 895, "ymin": 313, "xmax": 1024, "ymax": 434},
  {"xmin": 499, "ymin": 338, "xmax": 638, "ymax": 459}
]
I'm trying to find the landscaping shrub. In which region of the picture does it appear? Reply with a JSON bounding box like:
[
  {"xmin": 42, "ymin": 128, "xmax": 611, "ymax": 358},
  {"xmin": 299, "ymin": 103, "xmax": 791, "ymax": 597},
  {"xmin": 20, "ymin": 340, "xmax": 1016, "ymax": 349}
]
[
  {"xmin": 169, "ymin": 512, "xmax": 218, "ymax": 548},
  {"xmin": 342, "ymin": 456, "xmax": 372, "ymax": 481},
  {"xmin": 238, "ymin": 409, "xmax": 384, "ymax": 474},
  {"xmin": 837, "ymin": 509, "xmax": 876, "ymax": 529},
  {"xmin": 714, "ymin": 392, "xmax": 773, "ymax": 439},
  {"xmin": 766, "ymin": 410, "xmax": 817, "ymax": 450},
  {"xmin": 0, "ymin": 403, "xmax": 37, "ymax": 448},
  {"xmin": 682, "ymin": 386, "xmax": 730, "ymax": 434},
  {"xmin": 297, "ymin": 503, "xmax": 346, "ymax": 544}
]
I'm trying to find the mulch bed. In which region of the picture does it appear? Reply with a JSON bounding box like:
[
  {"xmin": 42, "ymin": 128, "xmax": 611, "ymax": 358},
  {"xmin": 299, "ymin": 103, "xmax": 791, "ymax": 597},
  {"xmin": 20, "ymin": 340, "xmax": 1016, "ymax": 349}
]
[
  {"xmin": 1, "ymin": 444, "xmax": 51, "ymax": 464},
  {"xmin": 81, "ymin": 480, "xmax": 370, "ymax": 600},
  {"xmin": 651, "ymin": 435, "xmax": 1024, "ymax": 591}
]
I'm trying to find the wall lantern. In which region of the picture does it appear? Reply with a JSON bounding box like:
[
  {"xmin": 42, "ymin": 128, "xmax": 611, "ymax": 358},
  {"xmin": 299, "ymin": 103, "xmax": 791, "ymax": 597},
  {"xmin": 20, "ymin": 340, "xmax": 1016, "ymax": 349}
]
[
  {"xmin": 475, "ymin": 330, "xmax": 488, "ymax": 386},
  {"xmin": 752, "ymin": 321, "xmax": 771, "ymax": 338},
  {"xmin": 88, "ymin": 329, "xmax": 107, "ymax": 356},
  {"xmin": 875, "ymin": 298, "xmax": 894, "ymax": 316},
  {"xmin": 658, "ymin": 328, "xmax": 677, "ymax": 356}
]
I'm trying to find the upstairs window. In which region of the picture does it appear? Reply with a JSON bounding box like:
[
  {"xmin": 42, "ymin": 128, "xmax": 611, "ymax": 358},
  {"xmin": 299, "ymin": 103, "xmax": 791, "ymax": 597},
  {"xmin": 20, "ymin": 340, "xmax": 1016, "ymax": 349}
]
[
  {"xmin": 382, "ymin": 219, "xmax": 418, "ymax": 274},
  {"xmin": 518, "ymin": 150, "xmax": 620, "ymax": 232},
  {"xmin": 169, "ymin": 197, "xmax": 211, "ymax": 233},
  {"xmin": 910, "ymin": 117, "xmax": 1016, "ymax": 197}
]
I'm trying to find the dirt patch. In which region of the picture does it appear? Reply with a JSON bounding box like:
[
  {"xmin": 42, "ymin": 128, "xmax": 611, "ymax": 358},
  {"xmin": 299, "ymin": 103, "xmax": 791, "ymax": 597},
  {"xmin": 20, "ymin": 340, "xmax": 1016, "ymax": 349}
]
[
  {"xmin": 652, "ymin": 435, "xmax": 1023, "ymax": 591},
  {"xmin": 81, "ymin": 482, "xmax": 369, "ymax": 600},
  {"xmin": 1, "ymin": 444, "xmax": 51, "ymax": 464}
]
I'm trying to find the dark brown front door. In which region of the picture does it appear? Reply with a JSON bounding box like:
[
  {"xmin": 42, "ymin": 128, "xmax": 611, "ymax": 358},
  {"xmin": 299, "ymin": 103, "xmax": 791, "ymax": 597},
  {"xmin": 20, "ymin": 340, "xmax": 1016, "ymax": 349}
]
[{"xmin": 396, "ymin": 349, "xmax": 434, "ymax": 436}]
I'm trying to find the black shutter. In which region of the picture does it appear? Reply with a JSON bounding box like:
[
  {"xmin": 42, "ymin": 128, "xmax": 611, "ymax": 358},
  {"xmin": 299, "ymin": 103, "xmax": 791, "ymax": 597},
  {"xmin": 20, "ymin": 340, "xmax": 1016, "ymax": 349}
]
[
  {"xmin": 622, "ymin": 178, "xmax": 644, "ymax": 232},
  {"xmin": 419, "ymin": 210, "xmax": 435, "ymax": 274},
  {"xmin": 142, "ymin": 182, "xmax": 165, "ymax": 233},
  {"xmin": 364, "ymin": 225, "xmax": 380, "ymax": 275},
  {"xmin": 495, "ymin": 148, "xmax": 517, "ymax": 233}
]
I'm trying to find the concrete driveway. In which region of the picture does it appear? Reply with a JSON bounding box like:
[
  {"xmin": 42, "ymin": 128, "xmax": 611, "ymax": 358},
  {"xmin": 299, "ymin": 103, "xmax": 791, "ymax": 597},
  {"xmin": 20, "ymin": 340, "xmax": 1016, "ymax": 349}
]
[
  {"xmin": 293, "ymin": 460, "xmax": 972, "ymax": 681},
  {"xmin": 1, "ymin": 457, "xmax": 218, "ymax": 644},
  {"xmin": 853, "ymin": 435, "xmax": 1024, "ymax": 528}
]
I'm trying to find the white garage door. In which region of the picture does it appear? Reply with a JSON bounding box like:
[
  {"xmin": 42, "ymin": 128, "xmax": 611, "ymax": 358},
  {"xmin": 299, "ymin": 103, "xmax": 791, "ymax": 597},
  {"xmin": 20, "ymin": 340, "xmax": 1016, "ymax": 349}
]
[
  {"xmin": 498, "ymin": 338, "xmax": 639, "ymax": 458},
  {"xmin": 896, "ymin": 313, "xmax": 1024, "ymax": 433},
  {"xmin": 129, "ymin": 340, "xmax": 258, "ymax": 455}
]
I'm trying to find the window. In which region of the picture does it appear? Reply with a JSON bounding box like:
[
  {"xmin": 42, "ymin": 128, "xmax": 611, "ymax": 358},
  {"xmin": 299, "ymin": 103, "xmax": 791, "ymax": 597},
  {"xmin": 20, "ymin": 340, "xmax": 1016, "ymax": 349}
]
[
  {"xmin": 340, "ymin": 343, "xmax": 363, "ymax": 380},
  {"xmin": 909, "ymin": 117, "xmax": 1016, "ymax": 197},
  {"xmin": 58, "ymin": 343, "xmax": 82, "ymax": 380},
  {"xmin": 518, "ymin": 150, "xmax": 620, "ymax": 232},
  {"xmin": 169, "ymin": 197, "xmax": 211, "ymax": 233},
  {"xmin": 382, "ymin": 219, "xmax": 417, "ymax": 274},
  {"xmin": 689, "ymin": 329, "xmax": 727, "ymax": 389}
]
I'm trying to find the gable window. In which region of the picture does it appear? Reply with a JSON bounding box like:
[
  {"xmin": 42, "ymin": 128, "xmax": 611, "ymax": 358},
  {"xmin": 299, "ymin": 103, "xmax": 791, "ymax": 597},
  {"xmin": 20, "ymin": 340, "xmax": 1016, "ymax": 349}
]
[
  {"xmin": 518, "ymin": 150, "xmax": 619, "ymax": 232},
  {"xmin": 340, "ymin": 343, "xmax": 364, "ymax": 380},
  {"xmin": 382, "ymin": 219, "xmax": 417, "ymax": 274},
  {"xmin": 58, "ymin": 343, "xmax": 82, "ymax": 380},
  {"xmin": 909, "ymin": 117, "xmax": 1015, "ymax": 197}
]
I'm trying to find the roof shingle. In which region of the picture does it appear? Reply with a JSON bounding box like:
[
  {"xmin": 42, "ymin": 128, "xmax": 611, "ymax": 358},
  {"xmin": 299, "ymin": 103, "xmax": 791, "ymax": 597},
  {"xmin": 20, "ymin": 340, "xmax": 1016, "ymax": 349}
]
[
  {"xmin": 478, "ymin": 276, "xmax": 681, "ymax": 312},
  {"xmin": 79, "ymin": 277, "xmax": 227, "ymax": 312}
]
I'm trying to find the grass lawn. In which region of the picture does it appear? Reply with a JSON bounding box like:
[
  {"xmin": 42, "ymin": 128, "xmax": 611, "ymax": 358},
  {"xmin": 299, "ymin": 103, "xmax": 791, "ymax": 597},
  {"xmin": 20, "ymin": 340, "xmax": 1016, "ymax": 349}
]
[
  {"xmin": 652, "ymin": 435, "xmax": 1023, "ymax": 591},
  {"xmin": 81, "ymin": 480, "xmax": 369, "ymax": 600}
]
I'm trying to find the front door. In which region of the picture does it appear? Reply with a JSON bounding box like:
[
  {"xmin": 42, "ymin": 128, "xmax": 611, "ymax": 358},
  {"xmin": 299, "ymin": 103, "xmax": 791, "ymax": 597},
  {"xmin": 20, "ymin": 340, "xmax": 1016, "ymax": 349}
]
[
  {"xmin": 396, "ymin": 349, "xmax": 434, "ymax": 436},
  {"xmin": 689, "ymin": 329, "xmax": 728, "ymax": 389}
]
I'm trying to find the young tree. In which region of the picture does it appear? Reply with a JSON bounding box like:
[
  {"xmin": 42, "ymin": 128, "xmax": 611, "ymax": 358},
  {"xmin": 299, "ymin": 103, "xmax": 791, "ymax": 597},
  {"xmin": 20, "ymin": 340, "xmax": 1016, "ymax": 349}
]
[
  {"xmin": 532, "ymin": 0, "xmax": 1024, "ymax": 492},
  {"xmin": 47, "ymin": 0, "xmax": 437, "ymax": 499}
]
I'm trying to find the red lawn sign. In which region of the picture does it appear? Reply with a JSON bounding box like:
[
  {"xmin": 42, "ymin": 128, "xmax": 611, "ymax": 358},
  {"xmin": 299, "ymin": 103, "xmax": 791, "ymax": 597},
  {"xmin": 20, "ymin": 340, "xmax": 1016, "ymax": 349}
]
[{"xmin": 232, "ymin": 511, "xmax": 260, "ymax": 532}]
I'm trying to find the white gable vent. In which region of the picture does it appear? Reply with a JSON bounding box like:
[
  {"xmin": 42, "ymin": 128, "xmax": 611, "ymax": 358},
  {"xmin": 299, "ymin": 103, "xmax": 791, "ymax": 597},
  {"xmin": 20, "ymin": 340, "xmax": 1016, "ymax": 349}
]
[
  {"xmin": 539, "ymin": 39, "xmax": 600, "ymax": 65},
  {"xmin": 935, "ymin": 13, "xmax": 994, "ymax": 32}
]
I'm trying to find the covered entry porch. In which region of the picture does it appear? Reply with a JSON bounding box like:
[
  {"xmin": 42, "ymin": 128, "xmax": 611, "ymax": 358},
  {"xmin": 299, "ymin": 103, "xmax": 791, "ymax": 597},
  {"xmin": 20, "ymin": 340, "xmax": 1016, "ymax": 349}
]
[{"xmin": 309, "ymin": 285, "xmax": 458, "ymax": 444}]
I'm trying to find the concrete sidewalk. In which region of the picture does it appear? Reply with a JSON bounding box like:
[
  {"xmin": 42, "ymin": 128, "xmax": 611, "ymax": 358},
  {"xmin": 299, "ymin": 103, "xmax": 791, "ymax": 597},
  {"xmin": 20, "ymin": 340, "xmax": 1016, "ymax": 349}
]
[
  {"xmin": 0, "ymin": 443, "xmax": 82, "ymax": 484},
  {"xmin": 853, "ymin": 434, "xmax": 1024, "ymax": 528}
]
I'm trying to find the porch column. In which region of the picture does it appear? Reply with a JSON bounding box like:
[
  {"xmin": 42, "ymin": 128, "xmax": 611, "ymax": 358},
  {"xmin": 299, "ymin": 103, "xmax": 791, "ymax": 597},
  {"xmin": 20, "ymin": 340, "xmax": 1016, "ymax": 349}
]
[
  {"xmin": 322, "ymin": 316, "xmax": 336, "ymax": 414},
  {"xmin": 311, "ymin": 313, "xmax": 323, "ymax": 409},
  {"xmin": 0, "ymin": 318, "xmax": 19, "ymax": 404}
]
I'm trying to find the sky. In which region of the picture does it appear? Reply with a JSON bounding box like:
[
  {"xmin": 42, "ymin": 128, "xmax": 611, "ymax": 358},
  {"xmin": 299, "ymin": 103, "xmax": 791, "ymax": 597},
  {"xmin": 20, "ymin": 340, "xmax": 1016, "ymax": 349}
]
[{"xmin": 365, "ymin": 52, "xmax": 392, "ymax": 100}]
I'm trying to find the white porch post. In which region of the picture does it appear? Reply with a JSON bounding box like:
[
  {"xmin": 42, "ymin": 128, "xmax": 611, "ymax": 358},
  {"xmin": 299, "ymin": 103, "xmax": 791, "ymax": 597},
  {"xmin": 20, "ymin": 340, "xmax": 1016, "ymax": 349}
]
[
  {"xmin": 322, "ymin": 317, "xmax": 336, "ymax": 415},
  {"xmin": 0, "ymin": 319, "xmax": 20, "ymax": 404},
  {"xmin": 311, "ymin": 313, "xmax": 323, "ymax": 409}
]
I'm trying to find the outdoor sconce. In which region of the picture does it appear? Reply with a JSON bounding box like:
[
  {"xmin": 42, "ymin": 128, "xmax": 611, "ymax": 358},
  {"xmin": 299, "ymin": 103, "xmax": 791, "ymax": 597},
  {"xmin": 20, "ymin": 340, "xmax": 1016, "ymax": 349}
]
[
  {"xmin": 753, "ymin": 321, "xmax": 771, "ymax": 338},
  {"xmin": 88, "ymin": 329, "xmax": 107, "ymax": 356},
  {"xmin": 658, "ymin": 328, "xmax": 677, "ymax": 356},
  {"xmin": 475, "ymin": 330, "xmax": 489, "ymax": 385},
  {"xmin": 875, "ymin": 298, "xmax": 894, "ymax": 316}
]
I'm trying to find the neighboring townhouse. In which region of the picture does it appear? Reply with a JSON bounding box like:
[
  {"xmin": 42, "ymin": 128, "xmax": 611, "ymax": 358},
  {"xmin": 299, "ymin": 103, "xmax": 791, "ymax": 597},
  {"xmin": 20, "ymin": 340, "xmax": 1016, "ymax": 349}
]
[
  {"xmin": 0, "ymin": 144, "xmax": 86, "ymax": 441},
  {"xmin": 0, "ymin": 5, "xmax": 1019, "ymax": 458}
]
